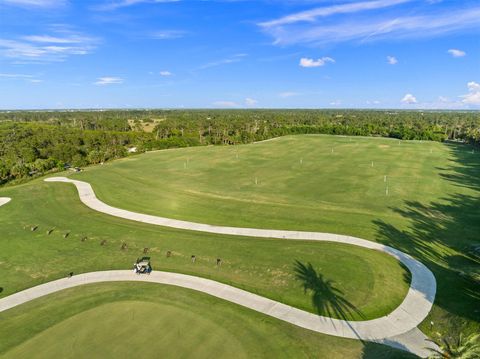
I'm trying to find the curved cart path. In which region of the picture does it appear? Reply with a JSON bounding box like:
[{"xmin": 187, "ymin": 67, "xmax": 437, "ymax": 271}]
[
  {"xmin": 0, "ymin": 197, "xmax": 11, "ymax": 207},
  {"xmin": 4, "ymin": 177, "xmax": 438, "ymax": 356},
  {"xmin": 1, "ymin": 270, "xmax": 434, "ymax": 358}
]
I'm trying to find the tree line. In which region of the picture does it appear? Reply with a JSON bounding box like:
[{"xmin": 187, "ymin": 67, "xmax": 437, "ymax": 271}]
[{"xmin": 1, "ymin": 109, "xmax": 479, "ymax": 185}]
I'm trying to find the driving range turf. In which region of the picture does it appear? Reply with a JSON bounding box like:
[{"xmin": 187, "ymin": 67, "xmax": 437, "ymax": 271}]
[{"xmin": 1, "ymin": 134, "xmax": 479, "ymax": 357}]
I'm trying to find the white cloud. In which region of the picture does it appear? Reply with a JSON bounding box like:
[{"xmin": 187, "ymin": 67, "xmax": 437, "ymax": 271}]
[
  {"xmin": 22, "ymin": 34, "xmax": 86, "ymax": 44},
  {"xmin": 0, "ymin": 39, "xmax": 47, "ymax": 59},
  {"xmin": 410, "ymin": 97, "xmax": 464, "ymax": 110},
  {"xmin": 401, "ymin": 93, "xmax": 417, "ymax": 104},
  {"xmin": 151, "ymin": 30, "xmax": 186, "ymax": 40},
  {"xmin": 0, "ymin": 73, "xmax": 34, "ymax": 78},
  {"xmin": 447, "ymin": 49, "xmax": 466, "ymax": 57},
  {"xmin": 159, "ymin": 71, "xmax": 172, "ymax": 76},
  {"xmin": 0, "ymin": 30, "xmax": 98, "ymax": 63},
  {"xmin": 462, "ymin": 92, "xmax": 480, "ymax": 105},
  {"xmin": 94, "ymin": 0, "xmax": 180, "ymax": 11},
  {"xmin": 0, "ymin": 73, "xmax": 43, "ymax": 83},
  {"xmin": 2, "ymin": 0, "xmax": 66, "ymax": 7},
  {"xmin": 279, "ymin": 91, "xmax": 299, "ymax": 98},
  {"xmin": 199, "ymin": 54, "xmax": 247, "ymax": 70},
  {"xmin": 462, "ymin": 81, "xmax": 480, "ymax": 105},
  {"xmin": 299, "ymin": 57, "xmax": 335, "ymax": 68},
  {"xmin": 260, "ymin": 5, "xmax": 480, "ymax": 46},
  {"xmin": 94, "ymin": 77, "xmax": 123, "ymax": 85},
  {"xmin": 329, "ymin": 100, "xmax": 342, "ymax": 106},
  {"xmin": 212, "ymin": 101, "xmax": 238, "ymax": 107},
  {"xmin": 245, "ymin": 98, "xmax": 258, "ymax": 106},
  {"xmin": 387, "ymin": 55, "xmax": 398, "ymax": 64},
  {"xmin": 467, "ymin": 81, "xmax": 480, "ymax": 92},
  {"xmin": 259, "ymin": 0, "xmax": 414, "ymax": 28}
]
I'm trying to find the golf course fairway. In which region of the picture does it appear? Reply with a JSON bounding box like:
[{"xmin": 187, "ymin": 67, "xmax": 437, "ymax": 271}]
[{"xmin": 1, "ymin": 134, "xmax": 478, "ymax": 357}]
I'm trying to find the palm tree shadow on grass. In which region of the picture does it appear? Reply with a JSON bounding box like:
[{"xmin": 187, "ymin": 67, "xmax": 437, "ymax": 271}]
[
  {"xmin": 293, "ymin": 260, "xmax": 365, "ymax": 322},
  {"xmin": 372, "ymin": 144, "xmax": 480, "ymax": 325},
  {"xmin": 294, "ymin": 261, "xmax": 422, "ymax": 357},
  {"xmin": 294, "ymin": 261, "xmax": 419, "ymax": 357}
]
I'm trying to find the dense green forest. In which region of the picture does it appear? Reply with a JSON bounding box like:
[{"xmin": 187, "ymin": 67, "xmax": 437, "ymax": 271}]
[{"xmin": 1, "ymin": 109, "xmax": 479, "ymax": 185}]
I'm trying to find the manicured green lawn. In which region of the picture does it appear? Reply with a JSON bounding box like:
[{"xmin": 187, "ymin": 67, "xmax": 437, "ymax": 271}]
[
  {"xmin": 0, "ymin": 283, "xmax": 414, "ymax": 359},
  {"xmin": 75, "ymin": 135, "xmax": 454, "ymax": 234},
  {"xmin": 0, "ymin": 134, "xmax": 478, "ymax": 351},
  {"xmin": 0, "ymin": 178, "xmax": 407, "ymax": 320},
  {"xmin": 66, "ymin": 134, "xmax": 480, "ymax": 337}
]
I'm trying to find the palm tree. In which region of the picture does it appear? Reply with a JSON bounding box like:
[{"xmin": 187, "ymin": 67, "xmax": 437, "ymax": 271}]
[{"xmin": 426, "ymin": 332, "xmax": 480, "ymax": 358}]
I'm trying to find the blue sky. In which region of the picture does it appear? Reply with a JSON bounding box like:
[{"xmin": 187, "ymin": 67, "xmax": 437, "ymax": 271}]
[{"xmin": 0, "ymin": 0, "xmax": 479, "ymax": 109}]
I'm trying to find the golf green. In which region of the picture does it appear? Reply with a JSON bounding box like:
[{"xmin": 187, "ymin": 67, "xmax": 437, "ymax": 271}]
[{"xmin": 0, "ymin": 283, "xmax": 414, "ymax": 358}]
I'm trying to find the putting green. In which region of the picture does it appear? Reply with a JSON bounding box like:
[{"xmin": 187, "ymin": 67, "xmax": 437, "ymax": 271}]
[
  {"xmin": 0, "ymin": 283, "xmax": 414, "ymax": 358},
  {"xmin": 6, "ymin": 302, "xmax": 251, "ymax": 358}
]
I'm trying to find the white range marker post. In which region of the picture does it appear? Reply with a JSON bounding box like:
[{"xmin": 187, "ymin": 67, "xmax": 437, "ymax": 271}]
[
  {"xmin": 300, "ymin": 158, "xmax": 303, "ymax": 165},
  {"xmin": 386, "ymin": 186, "xmax": 389, "ymax": 196},
  {"xmin": 371, "ymin": 161, "xmax": 374, "ymax": 168},
  {"xmin": 255, "ymin": 177, "xmax": 258, "ymax": 185},
  {"xmin": 184, "ymin": 161, "xmax": 187, "ymax": 169},
  {"xmin": 331, "ymin": 148, "xmax": 334, "ymax": 154},
  {"xmin": 384, "ymin": 175, "xmax": 387, "ymax": 183}
]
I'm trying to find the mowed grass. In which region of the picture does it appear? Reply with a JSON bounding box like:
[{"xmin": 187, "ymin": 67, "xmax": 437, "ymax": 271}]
[
  {"xmin": 68, "ymin": 134, "xmax": 480, "ymax": 337},
  {"xmin": 75, "ymin": 135, "xmax": 455, "ymax": 233},
  {"xmin": 0, "ymin": 134, "xmax": 478, "ymax": 344},
  {"xmin": 0, "ymin": 283, "xmax": 414, "ymax": 359},
  {"xmin": 0, "ymin": 177, "xmax": 409, "ymax": 321}
]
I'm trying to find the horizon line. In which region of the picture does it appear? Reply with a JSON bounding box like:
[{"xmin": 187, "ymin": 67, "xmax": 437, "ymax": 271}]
[{"xmin": 1, "ymin": 107, "xmax": 479, "ymax": 113}]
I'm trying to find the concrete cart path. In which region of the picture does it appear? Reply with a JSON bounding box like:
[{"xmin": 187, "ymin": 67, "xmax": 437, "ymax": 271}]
[
  {"xmin": 28, "ymin": 177, "xmax": 436, "ymax": 356},
  {"xmin": 0, "ymin": 270, "xmax": 435, "ymax": 357},
  {"xmin": 0, "ymin": 197, "xmax": 11, "ymax": 207}
]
